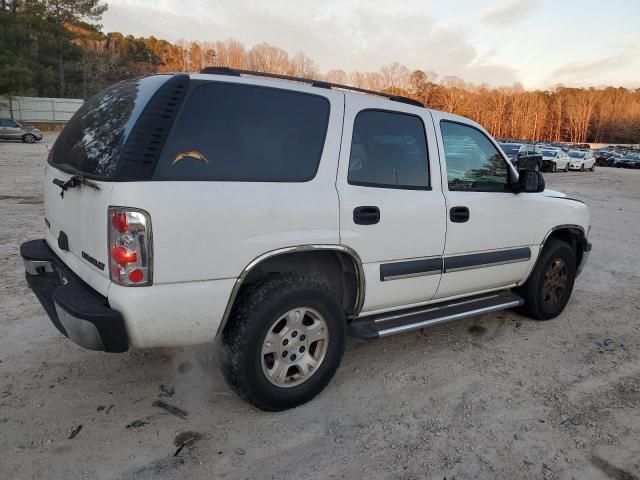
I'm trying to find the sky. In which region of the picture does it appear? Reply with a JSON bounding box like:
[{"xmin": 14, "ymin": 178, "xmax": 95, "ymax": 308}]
[{"xmin": 101, "ymin": 0, "xmax": 640, "ymax": 89}]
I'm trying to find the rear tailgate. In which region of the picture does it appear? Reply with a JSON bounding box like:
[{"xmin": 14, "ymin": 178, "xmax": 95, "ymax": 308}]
[
  {"xmin": 44, "ymin": 166, "xmax": 113, "ymax": 296},
  {"xmin": 43, "ymin": 74, "xmax": 183, "ymax": 296}
]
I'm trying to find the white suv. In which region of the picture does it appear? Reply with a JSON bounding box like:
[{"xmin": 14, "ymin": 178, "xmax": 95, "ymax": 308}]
[{"xmin": 21, "ymin": 68, "xmax": 592, "ymax": 411}]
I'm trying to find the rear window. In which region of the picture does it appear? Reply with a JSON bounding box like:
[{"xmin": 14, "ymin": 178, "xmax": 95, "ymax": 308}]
[
  {"xmin": 49, "ymin": 75, "xmax": 171, "ymax": 178},
  {"xmin": 153, "ymin": 83, "xmax": 330, "ymax": 182}
]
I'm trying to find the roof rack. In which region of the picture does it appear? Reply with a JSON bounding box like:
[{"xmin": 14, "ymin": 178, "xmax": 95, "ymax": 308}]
[{"xmin": 199, "ymin": 66, "xmax": 423, "ymax": 108}]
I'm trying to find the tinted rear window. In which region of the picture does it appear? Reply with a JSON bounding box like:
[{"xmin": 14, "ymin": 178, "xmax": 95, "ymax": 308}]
[
  {"xmin": 153, "ymin": 83, "xmax": 330, "ymax": 182},
  {"xmin": 49, "ymin": 75, "xmax": 170, "ymax": 178}
]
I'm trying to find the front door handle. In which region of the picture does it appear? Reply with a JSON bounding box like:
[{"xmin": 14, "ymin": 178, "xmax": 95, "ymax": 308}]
[
  {"xmin": 353, "ymin": 206, "xmax": 380, "ymax": 225},
  {"xmin": 450, "ymin": 206, "xmax": 469, "ymax": 223}
]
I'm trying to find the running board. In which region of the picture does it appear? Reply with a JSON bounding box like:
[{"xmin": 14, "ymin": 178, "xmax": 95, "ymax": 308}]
[{"xmin": 348, "ymin": 291, "xmax": 523, "ymax": 339}]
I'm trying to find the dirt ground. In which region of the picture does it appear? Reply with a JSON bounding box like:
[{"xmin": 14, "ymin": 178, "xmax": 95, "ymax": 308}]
[{"xmin": 1, "ymin": 134, "xmax": 639, "ymax": 480}]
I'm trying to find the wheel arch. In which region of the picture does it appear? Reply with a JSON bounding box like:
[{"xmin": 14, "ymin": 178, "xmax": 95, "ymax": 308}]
[
  {"xmin": 539, "ymin": 224, "xmax": 587, "ymax": 267},
  {"xmin": 216, "ymin": 245, "xmax": 366, "ymax": 337}
]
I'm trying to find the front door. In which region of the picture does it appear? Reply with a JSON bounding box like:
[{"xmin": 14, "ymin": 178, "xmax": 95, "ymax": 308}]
[
  {"xmin": 336, "ymin": 96, "xmax": 446, "ymax": 314},
  {"xmin": 432, "ymin": 115, "xmax": 538, "ymax": 299},
  {"xmin": 0, "ymin": 118, "xmax": 22, "ymax": 139}
]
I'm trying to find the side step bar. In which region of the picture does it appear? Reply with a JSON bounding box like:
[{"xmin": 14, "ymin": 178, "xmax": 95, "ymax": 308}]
[{"xmin": 348, "ymin": 290, "xmax": 523, "ymax": 339}]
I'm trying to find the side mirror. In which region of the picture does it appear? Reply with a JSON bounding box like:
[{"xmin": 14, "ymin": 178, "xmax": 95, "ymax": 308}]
[{"xmin": 515, "ymin": 170, "xmax": 545, "ymax": 193}]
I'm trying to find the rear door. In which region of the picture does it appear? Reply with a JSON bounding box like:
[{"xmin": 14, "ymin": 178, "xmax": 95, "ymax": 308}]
[
  {"xmin": 336, "ymin": 97, "xmax": 446, "ymax": 314},
  {"xmin": 44, "ymin": 75, "xmax": 174, "ymax": 296}
]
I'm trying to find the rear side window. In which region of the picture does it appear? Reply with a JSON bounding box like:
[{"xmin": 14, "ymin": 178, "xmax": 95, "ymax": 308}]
[
  {"xmin": 153, "ymin": 83, "xmax": 330, "ymax": 182},
  {"xmin": 49, "ymin": 75, "xmax": 171, "ymax": 178},
  {"xmin": 347, "ymin": 110, "xmax": 430, "ymax": 189}
]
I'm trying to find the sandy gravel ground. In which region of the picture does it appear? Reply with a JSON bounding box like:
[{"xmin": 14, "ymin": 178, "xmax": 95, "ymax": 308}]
[{"xmin": 1, "ymin": 135, "xmax": 639, "ymax": 480}]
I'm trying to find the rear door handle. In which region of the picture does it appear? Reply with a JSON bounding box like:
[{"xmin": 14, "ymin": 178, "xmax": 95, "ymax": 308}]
[
  {"xmin": 353, "ymin": 206, "xmax": 380, "ymax": 225},
  {"xmin": 450, "ymin": 206, "xmax": 469, "ymax": 223}
]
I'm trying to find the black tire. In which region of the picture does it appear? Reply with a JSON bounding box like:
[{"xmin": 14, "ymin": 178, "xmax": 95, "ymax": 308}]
[
  {"xmin": 564, "ymin": 163, "xmax": 569, "ymax": 172},
  {"xmin": 551, "ymin": 162, "xmax": 557, "ymax": 173},
  {"xmin": 219, "ymin": 273, "xmax": 346, "ymax": 411},
  {"xmin": 22, "ymin": 134, "xmax": 36, "ymax": 143},
  {"xmin": 590, "ymin": 163, "xmax": 595, "ymax": 172},
  {"xmin": 516, "ymin": 238, "xmax": 577, "ymax": 320},
  {"xmin": 580, "ymin": 164, "xmax": 585, "ymax": 171}
]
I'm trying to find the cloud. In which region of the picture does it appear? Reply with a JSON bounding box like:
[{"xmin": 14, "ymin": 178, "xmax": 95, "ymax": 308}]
[
  {"xmin": 481, "ymin": 0, "xmax": 542, "ymax": 27},
  {"xmin": 102, "ymin": 0, "xmax": 522, "ymax": 87},
  {"xmin": 548, "ymin": 46, "xmax": 640, "ymax": 87},
  {"xmin": 461, "ymin": 62, "xmax": 520, "ymax": 86}
]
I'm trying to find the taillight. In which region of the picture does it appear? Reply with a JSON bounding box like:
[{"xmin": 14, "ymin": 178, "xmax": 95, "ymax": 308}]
[{"xmin": 108, "ymin": 207, "xmax": 152, "ymax": 286}]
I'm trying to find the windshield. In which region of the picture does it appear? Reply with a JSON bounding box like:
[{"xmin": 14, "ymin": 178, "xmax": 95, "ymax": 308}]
[
  {"xmin": 49, "ymin": 75, "xmax": 170, "ymax": 178},
  {"xmin": 541, "ymin": 150, "xmax": 558, "ymax": 157},
  {"xmin": 499, "ymin": 144, "xmax": 521, "ymax": 155},
  {"xmin": 568, "ymin": 151, "xmax": 585, "ymax": 159}
]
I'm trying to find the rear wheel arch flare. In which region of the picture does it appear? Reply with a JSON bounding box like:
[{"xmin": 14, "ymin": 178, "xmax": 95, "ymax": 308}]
[{"xmin": 217, "ymin": 245, "xmax": 365, "ymax": 337}]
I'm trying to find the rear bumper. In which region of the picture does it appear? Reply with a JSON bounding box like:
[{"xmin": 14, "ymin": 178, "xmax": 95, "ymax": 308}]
[{"xmin": 20, "ymin": 239, "xmax": 128, "ymax": 352}]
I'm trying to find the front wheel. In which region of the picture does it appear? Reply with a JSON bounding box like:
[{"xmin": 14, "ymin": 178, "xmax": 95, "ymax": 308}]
[
  {"xmin": 590, "ymin": 163, "xmax": 595, "ymax": 172},
  {"xmin": 564, "ymin": 163, "xmax": 570, "ymax": 172},
  {"xmin": 551, "ymin": 162, "xmax": 557, "ymax": 173},
  {"xmin": 22, "ymin": 134, "xmax": 36, "ymax": 143},
  {"xmin": 220, "ymin": 273, "xmax": 346, "ymax": 411},
  {"xmin": 516, "ymin": 239, "xmax": 577, "ymax": 320},
  {"xmin": 580, "ymin": 164, "xmax": 585, "ymax": 172}
]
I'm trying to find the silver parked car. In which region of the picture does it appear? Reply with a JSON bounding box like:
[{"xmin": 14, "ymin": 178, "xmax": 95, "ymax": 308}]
[{"xmin": 0, "ymin": 118, "xmax": 43, "ymax": 143}]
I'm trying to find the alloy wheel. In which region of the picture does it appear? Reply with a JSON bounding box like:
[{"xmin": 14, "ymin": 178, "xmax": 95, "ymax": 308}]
[
  {"xmin": 542, "ymin": 258, "xmax": 568, "ymax": 308},
  {"xmin": 261, "ymin": 307, "xmax": 329, "ymax": 388}
]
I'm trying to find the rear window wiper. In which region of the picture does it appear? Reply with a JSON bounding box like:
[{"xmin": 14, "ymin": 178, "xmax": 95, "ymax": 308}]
[{"xmin": 52, "ymin": 164, "xmax": 101, "ymax": 198}]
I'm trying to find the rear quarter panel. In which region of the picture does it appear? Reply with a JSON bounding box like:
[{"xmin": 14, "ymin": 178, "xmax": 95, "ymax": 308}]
[{"xmin": 109, "ymin": 81, "xmax": 345, "ymax": 285}]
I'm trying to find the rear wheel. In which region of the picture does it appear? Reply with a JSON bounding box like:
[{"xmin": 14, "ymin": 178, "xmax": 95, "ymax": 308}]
[
  {"xmin": 516, "ymin": 238, "xmax": 576, "ymax": 320},
  {"xmin": 22, "ymin": 134, "xmax": 36, "ymax": 143},
  {"xmin": 220, "ymin": 273, "xmax": 345, "ymax": 411}
]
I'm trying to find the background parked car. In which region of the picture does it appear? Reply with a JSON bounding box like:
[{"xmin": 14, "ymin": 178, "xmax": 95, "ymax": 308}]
[
  {"xmin": 614, "ymin": 153, "xmax": 640, "ymax": 168},
  {"xmin": 497, "ymin": 142, "xmax": 522, "ymax": 164},
  {"xmin": 567, "ymin": 150, "xmax": 596, "ymax": 171},
  {"xmin": 595, "ymin": 151, "xmax": 616, "ymax": 166},
  {"xmin": 0, "ymin": 118, "xmax": 42, "ymax": 143},
  {"xmin": 514, "ymin": 144, "xmax": 543, "ymax": 171},
  {"xmin": 541, "ymin": 148, "xmax": 570, "ymax": 172}
]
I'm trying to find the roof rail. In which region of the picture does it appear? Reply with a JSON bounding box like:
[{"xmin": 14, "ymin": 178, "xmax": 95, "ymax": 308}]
[{"xmin": 199, "ymin": 66, "xmax": 423, "ymax": 108}]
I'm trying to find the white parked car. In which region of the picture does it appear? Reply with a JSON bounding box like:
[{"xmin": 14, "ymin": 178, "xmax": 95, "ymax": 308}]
[
  {"xmin": 21, "ymin": 68, "xmax": 592, "ymax": 411},
  {"xmin": 541, "ymin": 148, "xmax": 570, "ymax": 172},
  {"xmin": 567, "ymin": 150, "xmax": 596, "ymax": 171}
]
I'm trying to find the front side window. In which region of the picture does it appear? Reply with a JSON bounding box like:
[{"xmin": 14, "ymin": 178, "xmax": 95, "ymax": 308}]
[
  {"xmin": 1, "ymin": 119, "xmax": 18, "ymax": 127},
  {"xmin": 441, "ymin": 121, "xmax": 510, "ymax": 192},
  {"xmin": 347, "ymin": 110, "xmax": 429, "ymax": 189},
  {"xmin": 154, "ymin": 83, "xmax": 330, "ymax": 182}
]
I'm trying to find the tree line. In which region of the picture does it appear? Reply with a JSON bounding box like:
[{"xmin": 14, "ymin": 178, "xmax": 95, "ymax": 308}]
[{"xmin": 1, "ymin": 0, "xmax": 638, "ymax": 143}]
